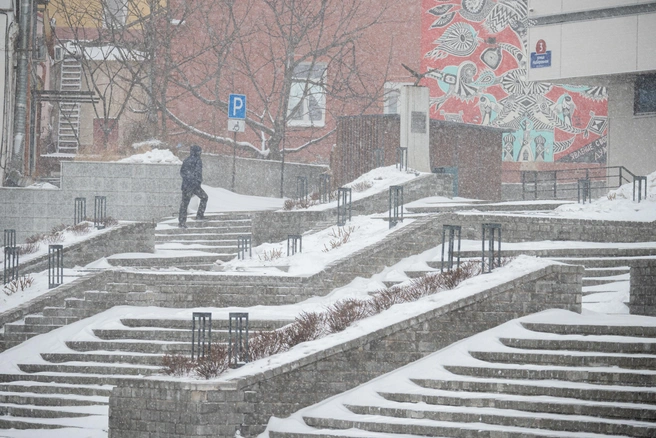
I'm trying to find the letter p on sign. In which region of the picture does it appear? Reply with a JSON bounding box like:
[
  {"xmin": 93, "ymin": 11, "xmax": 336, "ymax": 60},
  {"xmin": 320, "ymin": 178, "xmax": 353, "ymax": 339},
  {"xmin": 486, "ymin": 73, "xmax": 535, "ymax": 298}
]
[{"xmin": 229, "ymin": 94, "xmax": 247, "ymax": 119}]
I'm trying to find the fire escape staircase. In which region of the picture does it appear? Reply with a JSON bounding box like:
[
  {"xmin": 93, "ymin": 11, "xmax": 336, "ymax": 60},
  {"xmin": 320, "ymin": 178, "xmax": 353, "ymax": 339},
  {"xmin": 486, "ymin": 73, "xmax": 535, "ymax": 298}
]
[{"xmin": 56, "ymin": 57, "xmax": 83, "ymax": 155}]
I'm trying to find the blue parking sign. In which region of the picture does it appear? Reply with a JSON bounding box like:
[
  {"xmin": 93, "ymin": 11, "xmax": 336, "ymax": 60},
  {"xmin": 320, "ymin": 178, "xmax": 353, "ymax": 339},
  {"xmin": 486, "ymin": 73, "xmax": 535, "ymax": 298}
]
[{"xmin": 229, "ymin": 94, "xmax": 247, "ymax": 119}]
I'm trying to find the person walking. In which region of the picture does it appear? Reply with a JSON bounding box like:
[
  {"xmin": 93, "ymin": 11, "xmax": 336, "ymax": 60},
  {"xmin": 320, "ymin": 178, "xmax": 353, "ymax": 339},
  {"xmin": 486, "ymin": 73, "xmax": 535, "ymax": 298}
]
[{"xmin": 178, "ymin": 145, "xmax": 208, "ymax": 228}]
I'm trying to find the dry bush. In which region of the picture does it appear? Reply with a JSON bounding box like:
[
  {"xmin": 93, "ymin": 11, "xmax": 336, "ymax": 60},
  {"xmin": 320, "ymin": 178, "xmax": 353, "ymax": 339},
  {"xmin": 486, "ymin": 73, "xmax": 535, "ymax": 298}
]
[
  {"xmin": 161, "ymin": 353, "xmax": 194, "ymax": 376},
  {"xmin": 350, "ymin": 181, "xmax": 373, "ymax": 192},
  {"xmin": 71, "ymin": 222, "xmax": 91, "ymax": 236},
  {"xmin": 2, "ymin": 275, "xmax": 34, "ymax": 296},
  {"xmin": 103, "ymin": 216, "xmax": 119, "ymax": 227},
  {"xmin": 50, "ymin": 224, "xmax": 67, "ymax": 234},
  {"xmin": 310, "ymin": 191, "xmax": 320, "ymax": 201},
  {"xmin": 19, "ymin": 242, "xmax": 39, "ymax": 255},
  {"xmin": 325, "ymin": 298, "xmax": 371, "ymax": 333},
  {"xmin": 258, "ymin": 247, "xmax": 283, "ymax": 262},
  {"xmin": 25, "ymin": 233, "xmax": 43, "ymax": 245},
  {"xmin": 194, "ymin": 344, "xmax": 230, "ymax": 379},
  {"xmin": 369, "ymin": 288, "xmax": 403, "ymax": 313},
  {"xmin": 322, "ymin": 226, "xmax": 357, "ymax": 252},
  {"xmin": 283, "ymin": 199, "xmax": 295, "ymax": 210},
  {"xmin": 283, "ymin": 311, "xmax": 325, "ymax": 346},
  {"xmin": 249, "ymin": 329, "xmax": 287, "ymax": 361},
  {"xmin": 44, "ymin": 232, "xmax": 65, "ymax": 244}
]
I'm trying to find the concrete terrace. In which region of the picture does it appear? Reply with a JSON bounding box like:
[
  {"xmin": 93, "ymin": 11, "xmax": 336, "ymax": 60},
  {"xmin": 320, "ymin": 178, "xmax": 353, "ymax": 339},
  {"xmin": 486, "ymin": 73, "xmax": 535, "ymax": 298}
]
[{"xmin": 0, "ymin": 172, "xmax": 654, "ymax": 437}]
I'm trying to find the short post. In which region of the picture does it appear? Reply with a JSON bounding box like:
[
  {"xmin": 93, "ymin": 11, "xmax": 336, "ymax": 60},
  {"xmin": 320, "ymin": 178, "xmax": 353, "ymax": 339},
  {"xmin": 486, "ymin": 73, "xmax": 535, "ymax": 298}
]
[
  {"xmin": 296, "ymin": 176, "xmax": 308, "ymax": 203},
  {"xmin": 287, "ymin": 234, "xmax": 302, "ymax": 256},
  {"xmin": 74, "ymin": 197, "xmax": 86, "ymax": 225},
  {"xmin": 319, "ymin": 174, "xmax": 331, "ymax": 204},
  {"xmin": 481, "ymin": 223, "xmax": 502, "ymax": 273},
  {"xmin": 3, "ymin": 246, "xmax": 19, "ymax": 285},
  {"xmin": 396, "ymin": 147, "xmax": 408, "ymax": 172},
  {"xmin": 337, "ymin": 187, "xmax": 352, "ymax": 227},
  {"xmin": 229, "ymin": 312, "xmax": 249, "ymax": 368},
  {"xmin": 577, "ymin": 178, "xmax": 591, "ymax": 204},
  {"xmin": 237, "ymin": 235, "xmax": 252, "ymax": 260},
  {"xmin": 634, "ymin": 176, "xmax": 647, "ymax": 203},
  {"xmin": 191, "ymin": 312, "xmax": 212, "ymax": 360},
  {"xmin": 388, "ymin": 185, "xmax": 404, "ymax": 229},
  {"xmin": 3, "ymin": 229, "xmax": 16, "ymax": 248},
  {"xmin": 48, "ymin": 244, "xmax": 64, "ymax": 288},
  {"xmin": 373, "ymin": 148, "xmax": 384, "ymax": 168},
  {"xmin": 441, "ymin": 225, "xmax": 462, "ymax": 272},
  {"xmin": 94, "ymin": 196, "xmax": 107, "ymax": 229}
]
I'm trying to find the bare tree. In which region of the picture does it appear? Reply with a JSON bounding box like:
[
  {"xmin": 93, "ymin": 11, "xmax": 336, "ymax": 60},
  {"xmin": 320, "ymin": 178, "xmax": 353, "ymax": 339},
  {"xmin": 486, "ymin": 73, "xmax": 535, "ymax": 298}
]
[{"xmin": 156, "ymin": 0, "xmax": 398, "ymax": 160}]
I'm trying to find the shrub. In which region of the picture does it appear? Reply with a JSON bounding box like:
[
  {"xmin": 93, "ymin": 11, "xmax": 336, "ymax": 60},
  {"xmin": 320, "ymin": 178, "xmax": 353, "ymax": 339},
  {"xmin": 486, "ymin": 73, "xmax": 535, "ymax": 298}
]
[
  {"xmin": 18, "ymin": 242, "xmax": 39, "ymax": 255},
  {"xmin": 2, "ymin": 275, "xmax": 35, "ymax": 295},
  {"xmin": 350, "ymin": 181, "xmax": 373, "ymax": 192},
  {"xmin": 195, "ymin": 344, "xmax": 230, "ymax": 379},
  {"xmin": 258, "ymin": 247, "xmax": 283, "ymax": 262},
  {"xmin": 161, "ymin": 353, "xmax": 194, "ymax": 376},
  {"xmin": 325, "ymin": 298, "xmax": 371, "ymax": 333},
  {"xmin": 71, "ymin": 222, "xmax": 92, "ymax": 236},
  {"xmin": 322, "ymin": 226, "xmax": 357, "ymax": 252}
]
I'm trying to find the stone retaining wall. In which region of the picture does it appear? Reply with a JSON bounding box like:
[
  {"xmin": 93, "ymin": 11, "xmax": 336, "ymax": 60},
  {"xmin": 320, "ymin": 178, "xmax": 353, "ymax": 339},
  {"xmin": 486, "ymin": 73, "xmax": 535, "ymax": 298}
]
[
  {"xmin": 0, "ymin": 270, "xmax": 110, "ymax": 352},
  {"xmin": 252, "ymin": 173, "xmax": 452, "ymax": 245},
  {"xmin": 630, "ymin": 259, "xmax": 656, "ymax": 316},
  {"xmin": 440, "ymin": 212, "xmax": 656, "ymax": 243},
  {"xmin": 0, "ymin": 156, "xmax": 326, "ymax": 243},
  {"xmin": 17, "ymin": 222, "xmax": 155, "ymax": 274},
  {"xmin": 108, "ymin": 262, "xmax": 582, "ymax": 438}
]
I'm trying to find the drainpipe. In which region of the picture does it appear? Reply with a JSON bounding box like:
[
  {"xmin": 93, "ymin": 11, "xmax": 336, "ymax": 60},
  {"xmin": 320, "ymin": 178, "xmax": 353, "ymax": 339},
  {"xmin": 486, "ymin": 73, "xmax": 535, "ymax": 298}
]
[
  {"xmin": 5, "ymin": 0, "xmax": 32, "ymax": 186},
  {"xmin": 0, "ymin": 11, "xmax": 13, "ymax": 184}
]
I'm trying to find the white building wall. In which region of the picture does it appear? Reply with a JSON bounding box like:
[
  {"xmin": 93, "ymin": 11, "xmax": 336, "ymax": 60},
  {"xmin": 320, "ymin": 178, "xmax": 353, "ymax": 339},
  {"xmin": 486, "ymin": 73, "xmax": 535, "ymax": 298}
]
[{"xmin": 526, "ymin": 1, "xmax": 656, "ymax": 176}]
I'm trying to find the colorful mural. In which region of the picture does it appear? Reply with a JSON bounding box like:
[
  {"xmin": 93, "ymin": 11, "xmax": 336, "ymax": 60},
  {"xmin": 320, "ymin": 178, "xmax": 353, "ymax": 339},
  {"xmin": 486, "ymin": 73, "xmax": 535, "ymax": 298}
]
[{"xmin": 420, "ymin": 0, "xmax": 609, "ymax": 164}]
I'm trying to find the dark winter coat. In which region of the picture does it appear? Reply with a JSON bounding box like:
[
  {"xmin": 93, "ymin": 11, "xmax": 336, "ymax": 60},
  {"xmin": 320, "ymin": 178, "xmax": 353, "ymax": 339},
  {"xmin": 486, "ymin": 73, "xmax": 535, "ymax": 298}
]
[{"xmin": 180, "ymin": 145, "xmax": 203, "ymax": 191}]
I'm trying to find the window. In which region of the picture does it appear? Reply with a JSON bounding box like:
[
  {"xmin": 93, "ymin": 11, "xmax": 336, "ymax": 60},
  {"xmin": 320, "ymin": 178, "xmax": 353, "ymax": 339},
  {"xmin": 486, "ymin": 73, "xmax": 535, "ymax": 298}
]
[
  {"xmin": 383, "ymin": 82, "xmax": 413, "ymax": 115},
  {"xmin": 104, "ymin": 0, "xmax": 128, "ymax": 28},
  {"xmin": 635, "ymin": 74, "xmax": 656, "ymax": 115},
  {"xmin": 288, "ymin": 63, "xmax": 326, "ymax": 127}
]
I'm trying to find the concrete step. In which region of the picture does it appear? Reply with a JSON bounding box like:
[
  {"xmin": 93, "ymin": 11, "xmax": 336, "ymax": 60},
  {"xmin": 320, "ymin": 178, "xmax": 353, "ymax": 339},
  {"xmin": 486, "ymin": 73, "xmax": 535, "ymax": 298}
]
[
  {"xmin": 66, "ymin": 340, "xmax": 191, "ymax": 354},
  {"xmin": 343, "ymin": 403, "xmax": 655, "ymax": 437},
  {"xmin": 469, "ymin": 350, "xmax": 656, "ymax": 370},
  {"xmin": 500, "ymin": 336, "xmax": 656, "ymax": 353},
  {"xmin": 4, "ymin": 324, "xmax": 60, "ymax": 334},
  {"xmin": 155, "ymin": 226, "xmax": 251, "ymax": 236},
  {"xmin": 41, "ymin": 352, "xmax": 163, "ymax": 367},
  {"xmin": 584, "ymin": 267, "xmax": 631, "ymax": 277},
  {"xmin": 0, "ymin": 372, "xmax": 138, "ymax": 387},
  {"xmin": 42, "ymin": 307, "xmax": 96, "ymax": 318},
  {"xmin": 155, "ymin": 233, "xmax": 244, "ymax": 242},
  {"xmin": 521, "ymin": 321, "xmax": 656, "ymax": 338},
  {"xmin": 24, "ymin": 315, "xmax": 84, "ymax": 326},
  {"xmin": 412, "ymin": 377, "xmax": 656, "ymax": 404},
  {"xmin": 583, "ymin": 276, "xmax": 629, "ymax": 286},
  {"xmin": 444, "ymin": 364, "xmax": 656, "ymax": 387},
  {"xmin": 0, "ymin": 391, "xmax": 107, "ymax": 407},
  {"xmin": 379, "ymin": 390, "xmax": 656, "ymax": 421},
  {"xmin": 0, "ymin": 404, "xmax": 101, "ymax": 419},
  {"xmin": 91, "ymin": 328, "xmax": 233, "ymax": 342},
  {"xmin": 18, "ymin": 363, "xmax": 161, "ymax": 377},
  {"xmin": 120, "ymin": 318, "xmax": 292, "ymax": 331},
  {"xmin": 0, "ymin": 382, "xmax": 112, "ymax": 397}
]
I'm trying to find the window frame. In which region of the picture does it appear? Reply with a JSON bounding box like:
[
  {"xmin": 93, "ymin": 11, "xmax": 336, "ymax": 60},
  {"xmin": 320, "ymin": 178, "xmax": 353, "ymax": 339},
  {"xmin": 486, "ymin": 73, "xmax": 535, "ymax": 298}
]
[
  {"xmin": 634, "ymin": 73, "xmax": 656, "ymax": 116},
  {"xmin": 287, "ymin": 62, "xmax": 327, "ymax": 128}
]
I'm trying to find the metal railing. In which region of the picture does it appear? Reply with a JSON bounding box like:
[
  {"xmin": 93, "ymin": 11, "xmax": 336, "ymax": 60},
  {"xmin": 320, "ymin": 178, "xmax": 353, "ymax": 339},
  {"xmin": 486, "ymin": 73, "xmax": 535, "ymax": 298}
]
[{"xmin": 509, "ymin": 165, "xmax": 645, "ymax": 201}]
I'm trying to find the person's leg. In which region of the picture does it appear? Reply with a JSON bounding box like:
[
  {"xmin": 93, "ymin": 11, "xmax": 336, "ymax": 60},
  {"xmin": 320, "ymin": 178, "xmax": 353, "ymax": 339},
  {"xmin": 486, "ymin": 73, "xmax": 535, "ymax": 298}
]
[
  {"xmin": 195, "ymin": 186, "xmax": 208, "ymax": 219},
  {"xmin": 179, "ymin": 189, "xmax": 193, "ymax": 226}
]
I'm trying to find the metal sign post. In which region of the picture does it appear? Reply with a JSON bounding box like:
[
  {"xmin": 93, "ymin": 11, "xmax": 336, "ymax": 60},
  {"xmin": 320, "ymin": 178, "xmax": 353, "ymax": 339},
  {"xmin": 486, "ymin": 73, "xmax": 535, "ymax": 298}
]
[{"xmin": 228, "ymin": 94, "xmax": 246, "ymax": 191}]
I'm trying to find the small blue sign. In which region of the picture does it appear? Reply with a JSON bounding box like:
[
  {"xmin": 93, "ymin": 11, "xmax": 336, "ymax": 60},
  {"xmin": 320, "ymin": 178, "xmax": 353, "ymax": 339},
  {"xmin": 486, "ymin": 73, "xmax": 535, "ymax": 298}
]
[
  {"xmin": 530, "ymin": 51, "xmax": 552, "ymax": 69},
  {"xmin": 228, "ymin": 94, "xmax": 246, "ymax": 119}
]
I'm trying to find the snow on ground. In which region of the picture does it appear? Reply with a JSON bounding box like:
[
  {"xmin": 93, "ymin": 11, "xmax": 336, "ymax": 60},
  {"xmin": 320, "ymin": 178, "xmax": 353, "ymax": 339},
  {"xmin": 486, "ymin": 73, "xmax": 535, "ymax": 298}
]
[
  {"xmin": 550, "ymin": 169, "xmax": 656, "ymax": 222},
  {"xmin": 117, "ymin": 148, "xmax": 181, "ymax": 164}
]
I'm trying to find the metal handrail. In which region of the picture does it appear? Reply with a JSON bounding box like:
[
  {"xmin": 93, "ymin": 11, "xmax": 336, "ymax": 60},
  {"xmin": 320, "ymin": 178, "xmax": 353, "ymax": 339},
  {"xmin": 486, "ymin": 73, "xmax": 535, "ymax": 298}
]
[{"xmin": 507, "ymin": 165, "xmax": 643, "ymax": 200}]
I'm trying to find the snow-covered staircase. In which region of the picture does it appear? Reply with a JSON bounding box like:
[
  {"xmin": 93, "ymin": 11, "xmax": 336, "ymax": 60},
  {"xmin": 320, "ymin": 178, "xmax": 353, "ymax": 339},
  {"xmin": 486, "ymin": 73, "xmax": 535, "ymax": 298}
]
[
  {"xmin": 266, "ymin": 310, "xmax": 656, "ymax": 438},
  {"xmin": 107, "ymin": 212, "xmax": 253, "ymax": 270},
  {"xmin": 0, "ymin": 315, "xmax": 292, "ymax": 432}
]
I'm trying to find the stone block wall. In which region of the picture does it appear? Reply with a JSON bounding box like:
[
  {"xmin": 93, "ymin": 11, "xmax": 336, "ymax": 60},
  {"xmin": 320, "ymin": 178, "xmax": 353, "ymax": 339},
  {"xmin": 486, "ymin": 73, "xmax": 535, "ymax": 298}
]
[
  {"xmin": 18, "ymin": 222, "xmax": 155, "ymax": 274},
  {"xmin": 440, "ymin": 212, "xmax": 656, "ymax": 243},
  {"xmin": 108, "ymin": 262, "xmax": 583, "ymax": 438},
  {"xmin": 251, "ymin": 173, "xmax": 452, "ymax": 245},
  {"xmin": 630, "ymin": 259, "xmax": 656, "ymax": 316},
  {"xmin": 0, "ymin": 156, "xmax": 327, "ymax": 242}
]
